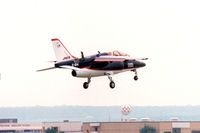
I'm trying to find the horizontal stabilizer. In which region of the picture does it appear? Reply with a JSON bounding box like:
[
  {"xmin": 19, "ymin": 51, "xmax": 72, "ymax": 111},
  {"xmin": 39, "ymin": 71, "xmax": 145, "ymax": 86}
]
[{"xmin": 36, "ymin": 67, "xmax": 56, "ymax": 72}]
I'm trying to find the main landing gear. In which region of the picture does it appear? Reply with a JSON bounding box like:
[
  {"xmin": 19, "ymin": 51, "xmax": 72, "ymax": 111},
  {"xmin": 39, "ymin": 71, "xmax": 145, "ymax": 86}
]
[
  {"xmin": 83, "ymin": 77, "xmax": 91, "ymax": 89},
  {"xmin": 83, "ymin": 75, "xmax": 116, "ymax": 89},
  {"xmin": 83, "ymin": 70, "xmax": 139, "ymax": 89}
]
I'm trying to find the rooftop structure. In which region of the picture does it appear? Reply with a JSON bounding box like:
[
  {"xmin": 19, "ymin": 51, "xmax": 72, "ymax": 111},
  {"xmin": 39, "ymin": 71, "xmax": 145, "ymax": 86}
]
[{"xmin": 0, "ymin": 119, "xmax": 17, "ymax": 123}]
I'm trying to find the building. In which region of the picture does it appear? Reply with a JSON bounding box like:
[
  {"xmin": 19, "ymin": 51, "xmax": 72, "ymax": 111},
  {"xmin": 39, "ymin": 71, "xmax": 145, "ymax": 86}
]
[
  {"xmin": 0, "ymin": 123, "xmax": 42, "ymax": 133},
  {"xmin": 1, "ymin": 119, "xmax": 200, "ymax": 133},
  {"xmin": 82, "ymin": 121, "xmax": 200, "ymax": 133},
  {"xmin": 0, "ymin": 120, "xmax": 82, "ymax": 133},
  {"xmin": 42, "ymin": 121, "xmax": 82, "ymax": 133}
]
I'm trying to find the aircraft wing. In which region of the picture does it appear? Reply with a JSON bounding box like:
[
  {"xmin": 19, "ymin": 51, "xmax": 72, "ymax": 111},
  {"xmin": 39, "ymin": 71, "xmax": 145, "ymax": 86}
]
[
  {"xmin": 134, "ymin": 58, "xmax": 148, "ymax": 60},
  {"xmin": 126, "ymin": 57, "xmax": 148, "ymax": 60},
  {"xmin": 37, "ymin": 65, "xmax": 81, "ymax": 72},
  {"xmin": 94, "ymin": 56, "xmax": 148, "ymax": 62}
]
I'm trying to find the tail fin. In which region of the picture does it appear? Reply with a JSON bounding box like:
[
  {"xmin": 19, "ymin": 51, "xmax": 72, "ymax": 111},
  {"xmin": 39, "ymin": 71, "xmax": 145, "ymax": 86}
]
[{"xmin": 51, "ymin": 38, "xmax": 77, "ymax": 62}]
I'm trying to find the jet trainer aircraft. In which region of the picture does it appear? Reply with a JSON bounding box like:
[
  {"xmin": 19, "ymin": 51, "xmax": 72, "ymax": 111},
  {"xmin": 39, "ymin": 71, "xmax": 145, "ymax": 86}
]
[{"xmin": 37, "ymin": 38, "xmax": 148, "ymax": 89}]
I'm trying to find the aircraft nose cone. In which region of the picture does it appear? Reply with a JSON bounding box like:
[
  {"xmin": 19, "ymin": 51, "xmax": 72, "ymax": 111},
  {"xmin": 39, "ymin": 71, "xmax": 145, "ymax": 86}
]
[
  {"xmin": 134, "ymin": 61, "xmax": 146, "ymax": 68},
  {"xmin": 141, "ymin": 62, "xmax": 146, "ymax": 67},
  {"xmin": 136, "ymin": 61, "xmax": 146, "ymax": 68}
]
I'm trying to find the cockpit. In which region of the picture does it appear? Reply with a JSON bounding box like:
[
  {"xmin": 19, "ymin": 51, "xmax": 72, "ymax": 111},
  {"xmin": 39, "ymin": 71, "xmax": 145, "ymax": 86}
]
[{"xmin": 108, "ymin": 50, "xmax": 130, "ymax": 56}]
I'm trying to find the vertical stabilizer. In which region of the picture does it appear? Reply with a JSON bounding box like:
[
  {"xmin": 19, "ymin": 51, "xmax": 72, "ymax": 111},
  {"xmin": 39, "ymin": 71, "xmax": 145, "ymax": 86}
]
[{"xmin": 51, "ymin": 38, "xmax": 76, "ymax": 62}]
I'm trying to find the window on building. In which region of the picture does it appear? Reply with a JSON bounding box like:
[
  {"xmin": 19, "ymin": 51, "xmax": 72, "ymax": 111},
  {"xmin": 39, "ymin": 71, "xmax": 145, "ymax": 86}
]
[
  {"xmin": 95, "ymin": 127, "xmax": 98, "ymax": 131},
  {"xmin": 164, "ymin": 131, "xmax": 171, "ymax": 133},
  {"xmin": 52, "ymin": 127, "xmax": 58, "ymax": 132},
  {"xmin": 192, "ymin": 131, "xmax": 200, "ymax": 133},
  {"xmin": 173, "ymin": 128, "xmax": 181, "ymax": 133}
]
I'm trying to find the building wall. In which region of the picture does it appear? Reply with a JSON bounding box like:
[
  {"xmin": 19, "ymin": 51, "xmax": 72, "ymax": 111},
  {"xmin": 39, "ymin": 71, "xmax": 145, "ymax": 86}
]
[
  {"xmin": 0, "ymin": 121, "xmax": 200, "ymax": 133},
  {"xmin": 0, "ymin": 123, "xmax": 42, "ymax": 133},
  {"xmin": 82, "ymin": 122, "xmax": 161, "ymax": 133},
  {"xmin": 159, "ymin": 122, "xmax": 172, "ymax": 133},
  {"xmin": 82, "ymin": 122, "xmax": 200, "ymax": 133},
  {"xmin": 42, "ymin": 122, "xmax": 82, "ymax": 133},
  {"xmin": 190, "ymin": 122, "xmax": 200, "ymax": 131}
]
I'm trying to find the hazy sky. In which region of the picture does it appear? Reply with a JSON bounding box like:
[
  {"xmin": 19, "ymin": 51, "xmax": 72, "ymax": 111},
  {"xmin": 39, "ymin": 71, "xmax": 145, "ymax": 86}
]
[{"xmin": 0, "ymin": 0, "xmax": 200, "ymax": 107}]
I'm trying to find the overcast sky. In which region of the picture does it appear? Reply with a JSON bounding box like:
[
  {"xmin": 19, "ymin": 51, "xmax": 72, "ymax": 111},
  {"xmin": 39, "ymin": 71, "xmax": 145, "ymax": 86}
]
[{"xmin": 0, "ymin": 0, "xmax": 200, "ymax": 107}]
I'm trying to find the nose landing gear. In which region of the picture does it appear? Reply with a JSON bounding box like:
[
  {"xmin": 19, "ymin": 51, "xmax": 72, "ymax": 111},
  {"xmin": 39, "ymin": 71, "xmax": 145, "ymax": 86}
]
[
  {"xmin": 132, "ymin": 69, "xmax": 138, "ymax": 81},
  {"xmin": 110, "ymin": 81, "xmax": 115, "ymax": 88},
  {"xmin": 107, "ymin": 74, "xmax": 115, "ymax": 89}
]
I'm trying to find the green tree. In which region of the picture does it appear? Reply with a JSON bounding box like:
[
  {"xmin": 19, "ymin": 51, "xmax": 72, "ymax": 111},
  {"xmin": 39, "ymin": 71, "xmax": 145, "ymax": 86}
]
[
  {"xmin": 45, "ymin": 127, "xmax": 58, "ymax": 133},
  {"xmin": 140, "ymin": 125, "xmax": 157, "ymax": 133}
]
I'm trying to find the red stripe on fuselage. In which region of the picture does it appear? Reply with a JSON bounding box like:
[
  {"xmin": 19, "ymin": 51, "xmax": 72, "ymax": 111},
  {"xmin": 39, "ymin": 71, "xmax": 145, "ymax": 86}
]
[{"xmin": 94, "ymin": 59, "xmax": 125, "ymax": 62}]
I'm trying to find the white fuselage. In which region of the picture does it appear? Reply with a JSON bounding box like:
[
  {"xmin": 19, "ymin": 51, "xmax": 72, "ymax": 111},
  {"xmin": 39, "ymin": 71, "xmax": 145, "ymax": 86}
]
[{"xmin": 73, "ymin": 68, "xmax": 134, "ymax": 78}]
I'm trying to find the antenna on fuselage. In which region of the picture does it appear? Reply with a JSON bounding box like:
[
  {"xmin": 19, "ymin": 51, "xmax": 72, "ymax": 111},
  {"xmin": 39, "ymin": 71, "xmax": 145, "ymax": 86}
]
[{"xmin": 81, "ymin": 51, "xmax": 84, "ymax": 59}]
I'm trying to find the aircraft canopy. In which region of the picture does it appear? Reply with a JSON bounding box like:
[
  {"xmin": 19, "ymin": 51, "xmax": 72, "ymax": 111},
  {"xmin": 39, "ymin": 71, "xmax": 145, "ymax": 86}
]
[{"xmin": 108, "ymin": 50, "xmax": 129, "ymax": 56}]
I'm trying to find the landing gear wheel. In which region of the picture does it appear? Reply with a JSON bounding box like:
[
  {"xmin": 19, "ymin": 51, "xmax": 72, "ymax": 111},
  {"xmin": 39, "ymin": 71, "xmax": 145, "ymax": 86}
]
[
  {"xmin": 83, "ymin": 82, "xmax": 89, "ymax": 89},
  {"xmin": 134, "ymin": 76, "xmax": 138, "ymax": 81},
  {"xmin": 110, "ymin": 81, "xmax": 115, "ymax": 89},
  {"xmin": 83, "ymin": 77, "xmax": 91, "ymax": 89}
]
